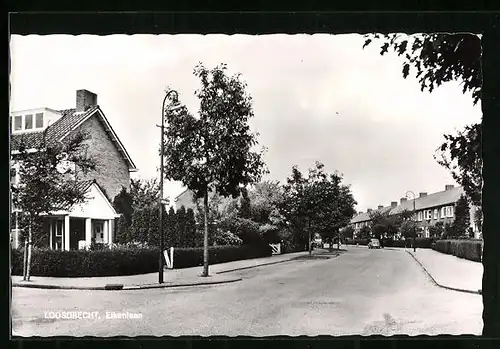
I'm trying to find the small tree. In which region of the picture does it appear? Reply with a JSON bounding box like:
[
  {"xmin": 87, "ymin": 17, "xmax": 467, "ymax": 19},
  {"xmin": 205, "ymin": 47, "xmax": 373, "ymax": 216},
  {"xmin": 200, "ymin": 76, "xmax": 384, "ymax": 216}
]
[
  {"xmin": 11, "ymin": 130, "xmax": 97, "ymax": 280},
  {"xmin": 428, "ymin": 221, "xmax": 445, "ymax": 238},
  {"xmin": 163, "ymin": 63, "xmax": 267, "ymax": 276},
  {"xmin": 358, "ymin": 225, "xmax": 371, "ymax": 240},
  {"xmin": 342, "ymin": 226, "xmax": 355, "ymax": 240}
]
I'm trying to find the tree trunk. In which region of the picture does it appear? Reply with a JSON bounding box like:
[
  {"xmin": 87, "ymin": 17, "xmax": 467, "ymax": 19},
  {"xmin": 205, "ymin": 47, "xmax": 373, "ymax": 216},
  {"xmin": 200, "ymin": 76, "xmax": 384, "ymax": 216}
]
[
  {"xmin": 202, "ymin": 187, "xmax": 209, "ymax": 277},
  {"xmin": 26, "ymin": 221, "xmax": 33, "ymax": 281},
  {"xmin": 22, "ymin": 240, "xmax": 28, "ymax": 281},
  {"xmin": 308, "ymin": 218, "xmax": 312, "ymax": 256}
]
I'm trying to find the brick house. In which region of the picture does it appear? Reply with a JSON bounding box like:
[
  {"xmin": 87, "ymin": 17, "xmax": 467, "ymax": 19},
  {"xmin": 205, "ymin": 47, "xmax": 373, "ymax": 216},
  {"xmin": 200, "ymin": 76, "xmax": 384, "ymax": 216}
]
[
  {"xmin": 350, "ymin": 185, "xmax": 481, "ymax": 239},
  {"xmin": 10, "ymin": 89, "xmax": 137, "ymax": 250}
]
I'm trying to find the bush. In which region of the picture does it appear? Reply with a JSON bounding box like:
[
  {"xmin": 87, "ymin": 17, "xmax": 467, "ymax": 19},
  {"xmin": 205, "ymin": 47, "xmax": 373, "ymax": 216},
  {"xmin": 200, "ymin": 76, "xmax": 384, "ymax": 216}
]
[
  {"xmin": 345, "ymin": 239, "xmax": 369, "ymax": 246},
  {"xmin": 11, "ymin": 246, "xmax": 159, "ymax": 277},
  {"xmin": 172, "ymin": 244, "xmax": 272, "ymax": 269},
  {"xmin": 433, "ymin": 239, "xmax": 483, "ymax": 262}
]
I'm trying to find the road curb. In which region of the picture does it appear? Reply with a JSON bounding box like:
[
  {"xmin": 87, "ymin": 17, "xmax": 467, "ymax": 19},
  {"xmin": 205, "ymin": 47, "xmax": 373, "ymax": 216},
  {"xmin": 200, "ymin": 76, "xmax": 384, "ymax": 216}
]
[
  {"xmin": 215, "ymin": 250, "xmax": 341, "ymax": 274},
  {"xmin": 12, "ymin": 277, "xmax": 242, "ymax": 291},
  {"xmin": 216, "ymin": 259, "xmax": 295, "ymax": 274},
  {"xmin": 405, "ymin": 250, "xmax": 481, "ymax": 295}
]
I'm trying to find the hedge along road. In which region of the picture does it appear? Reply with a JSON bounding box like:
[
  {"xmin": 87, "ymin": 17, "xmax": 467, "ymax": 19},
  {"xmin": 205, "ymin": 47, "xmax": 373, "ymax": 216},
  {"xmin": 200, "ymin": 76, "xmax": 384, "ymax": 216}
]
[{"xmin": 11, "ymin": 248, "xmax": 482, "ymax": 337}]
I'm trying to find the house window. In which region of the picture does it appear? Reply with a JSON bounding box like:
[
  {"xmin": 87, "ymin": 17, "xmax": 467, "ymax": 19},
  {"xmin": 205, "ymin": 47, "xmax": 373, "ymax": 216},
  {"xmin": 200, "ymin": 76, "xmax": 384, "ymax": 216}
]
[
  {"xmin": 433, "ymin": 209, "xmax": 438, "ymax": 220},
  {"xmin": 441, "ymin": 207, "xmax": 446, "ymax": 218},
  {"xmin": 35, "ymin": 113, "xmax": 44, "ymax": 128},
  {"xmin": 446, "ymin": 206, "xmax": 454, "ymax": 217},
  {"xmin": 417, "ymin": 211, "xmax": 422, "ymax": 221},
  {"xmin": 14, "ymin": 116, "xmax": 22, "ymax": 131},
  {"xmin": 25, "ymin": 114, "xmax": 33, "ymax": 129}
]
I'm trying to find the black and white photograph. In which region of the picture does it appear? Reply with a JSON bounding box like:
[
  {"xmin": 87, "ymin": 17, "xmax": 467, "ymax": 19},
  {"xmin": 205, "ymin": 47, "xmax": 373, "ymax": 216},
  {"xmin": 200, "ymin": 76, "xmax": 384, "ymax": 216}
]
[{"xmin": 10, "ymin": 31, "xmax": 483, "ymax": 337}]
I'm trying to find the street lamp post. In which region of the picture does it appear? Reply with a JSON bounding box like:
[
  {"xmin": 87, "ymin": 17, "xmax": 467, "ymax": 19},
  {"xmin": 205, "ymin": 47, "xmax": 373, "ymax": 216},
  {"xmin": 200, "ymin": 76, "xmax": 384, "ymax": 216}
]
[
  {"xmin": 405, "ymin": 190, "xmax": 417, "ymax": 252},
  {"xmin": 158, "ymin": 89, "xmax": 181, "ymax": 284}
]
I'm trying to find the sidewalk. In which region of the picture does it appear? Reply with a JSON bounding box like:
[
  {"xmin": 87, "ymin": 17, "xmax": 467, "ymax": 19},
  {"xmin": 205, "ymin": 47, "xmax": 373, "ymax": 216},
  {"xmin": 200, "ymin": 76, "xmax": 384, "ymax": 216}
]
[
  {"xmin": 11, "ymin": 250, "xmax": 322, "ymax": 291},
  {"xmin": 406, "ymin": 248, "xmax": 483, "ymax": 295}
]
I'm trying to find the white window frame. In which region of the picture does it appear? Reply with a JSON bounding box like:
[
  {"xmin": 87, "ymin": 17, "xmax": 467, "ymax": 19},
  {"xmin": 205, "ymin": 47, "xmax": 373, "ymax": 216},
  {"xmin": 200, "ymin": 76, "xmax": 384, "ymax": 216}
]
[
  {"xmin": 24, "ymin": 114, "xmax": 33, "ymax": 130},
  {"xmin": 417, "ymin": 211, "xmax": 423, "ymax": 221},
  {"xmin": 13, "ymin": 115, "xmax": 22, "ymax": 131},
  {"xmin": 441, "ymin": 207, "xmax": 446, "ymax": 219},
  {"xmin": 11, "ymin": 112, "xmax": 45, "ymax": 133},
  {"xmin": 447, "ymin": 206, "xmax": 454, "ymax": 217},
  {"xmin": 35, "ymin": 113, "xmax": 44, "ymax": 128},
  {"xmin": 433, "ymin": 209, "xmax": 438, "ymax": 220}
]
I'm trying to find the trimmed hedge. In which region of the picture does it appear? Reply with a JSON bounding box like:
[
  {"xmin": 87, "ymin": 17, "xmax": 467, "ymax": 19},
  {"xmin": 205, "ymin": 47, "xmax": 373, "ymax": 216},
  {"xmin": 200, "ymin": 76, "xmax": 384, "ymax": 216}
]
[
  {"xmin": 11, "ymin": 244, "xmax": 272, "ymax": 277},
  {"xmin": 383, "ymin": 238, "xmax": 437, "ymax": 248},
  {"xmin": 432, "ymin": 239, "xmax": 483, "ymax": 262},
  {"xmin": 345, "ymin": 239, "xmax": 369, "ymax": 246},
  {"xmin": 172, "ymin": 244, "xmax": 272, "ymax": 269},
  {"xmin": 11, "ymin": 246, "xmax": 159, "ymax": 277},
  {"xmin": 346, "ymin": 237, "xmax": 436, "ymax": 248}
]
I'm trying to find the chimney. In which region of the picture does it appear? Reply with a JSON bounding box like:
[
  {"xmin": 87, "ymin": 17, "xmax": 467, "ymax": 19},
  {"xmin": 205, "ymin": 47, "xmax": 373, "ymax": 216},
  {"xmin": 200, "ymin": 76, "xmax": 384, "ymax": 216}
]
[
  {"xmin": 76, "ymin": 89, "xmax": 98, "ymax": 112},
  {"xmin": 367, "ymin": 208, "xmax": 372, "ymax": 213},
  {"xmin": 400, "ymin": 197, "xmax": 407, "ymax": 204},
  {"xmin": 445, "ymin": 184, "xmax": 454, "ymax": 191},
  {"xmin": 419, "ymin": 192, "xmax": 428, "ymax": 198},
  {"xmin": 378, "ymin": 205, "xmax": 384, "ymax": 210},
  {"xmin": 391, "ymin": 201, "xmax": 398, "ymax": 208}
]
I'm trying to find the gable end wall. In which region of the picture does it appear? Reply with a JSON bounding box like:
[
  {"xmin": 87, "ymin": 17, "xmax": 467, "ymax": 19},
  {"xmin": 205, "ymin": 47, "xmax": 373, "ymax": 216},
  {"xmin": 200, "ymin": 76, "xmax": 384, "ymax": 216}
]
[{"xmin": 76, "ymin": 114, "xmax": 130, "ymax": 200}]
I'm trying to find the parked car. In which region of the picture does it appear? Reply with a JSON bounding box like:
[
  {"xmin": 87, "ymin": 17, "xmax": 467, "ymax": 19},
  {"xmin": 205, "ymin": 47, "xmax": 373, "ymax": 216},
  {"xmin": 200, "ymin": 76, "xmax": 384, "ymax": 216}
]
[{"xmin": 368, "ymin": 238, "xmax": 381, "ymax": 249}]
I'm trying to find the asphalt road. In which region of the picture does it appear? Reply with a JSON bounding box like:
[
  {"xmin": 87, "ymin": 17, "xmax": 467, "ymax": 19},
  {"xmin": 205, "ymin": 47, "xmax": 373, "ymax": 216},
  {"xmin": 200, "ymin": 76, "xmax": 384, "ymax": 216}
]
[{"xmin": 11, "ymin": 247, "xmax": 483, "ymax": 337}]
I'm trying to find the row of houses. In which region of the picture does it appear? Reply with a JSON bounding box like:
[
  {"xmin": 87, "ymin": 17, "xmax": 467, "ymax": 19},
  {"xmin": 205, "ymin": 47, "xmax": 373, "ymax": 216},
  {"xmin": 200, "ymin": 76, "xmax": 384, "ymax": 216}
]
[
  {"xmin": 10, "ymin": 89, "xmax": 137, "ymax": 250},
  {"xmin": 349, "ymin": 185, "xmax": 482, "ymax": 239}
]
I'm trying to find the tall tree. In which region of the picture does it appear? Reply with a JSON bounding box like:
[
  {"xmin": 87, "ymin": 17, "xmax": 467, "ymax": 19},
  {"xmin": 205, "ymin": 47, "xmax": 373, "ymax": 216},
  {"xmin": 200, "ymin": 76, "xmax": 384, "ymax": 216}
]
[
  {"xmin": 281, "ymin": 162, "xmax": 356, "ymax": 254},
  {"xmin": 112, "ymin": 186, "xmax": 134, "ymax": 243},
  {"xmin": 364, "ymin": 33, "xmax": 482, "ymax": 206},
  {"xmin": 452, "ymin": 194, "xmax": 471, "ymax": 238},
  {"xmin": 130, "ymin": 178, "xmax": 161, "ymax": 210},
  {"xmin": 11, "ymin": 130, "xmax": 97, "ymax": 280},
  {"xmin": 162, "ymin": 63, "xmax": 267, "ymax": 276},
  {"xmin": 362, "ymin": 34, "xmax": 500, "ymax": 336}
]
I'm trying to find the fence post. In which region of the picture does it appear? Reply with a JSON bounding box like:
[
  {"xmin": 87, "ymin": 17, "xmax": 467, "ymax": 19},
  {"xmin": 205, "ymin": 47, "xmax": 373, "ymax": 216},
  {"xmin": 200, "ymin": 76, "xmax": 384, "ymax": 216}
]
[{"xmin": 170, "ymin": 246, "xmax": 174, "ymax": 269}]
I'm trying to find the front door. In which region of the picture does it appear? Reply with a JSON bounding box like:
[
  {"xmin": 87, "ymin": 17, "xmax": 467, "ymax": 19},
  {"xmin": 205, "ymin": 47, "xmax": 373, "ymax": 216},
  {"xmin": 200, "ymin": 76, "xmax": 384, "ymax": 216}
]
[{"xmin": 94, "ymin": 221, "xmax": 104, "ymax": 243}]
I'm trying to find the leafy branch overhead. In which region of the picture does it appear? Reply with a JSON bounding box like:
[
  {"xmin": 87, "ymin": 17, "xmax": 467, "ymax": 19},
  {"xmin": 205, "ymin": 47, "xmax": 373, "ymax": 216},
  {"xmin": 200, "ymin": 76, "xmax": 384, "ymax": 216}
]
[
  {"xmin": 363, "ymin": 33, "xmax": 482, "ymax": 105},
  {"xmin": 363, "ymin": 33, "xmax": 482, "ymax": 207}
]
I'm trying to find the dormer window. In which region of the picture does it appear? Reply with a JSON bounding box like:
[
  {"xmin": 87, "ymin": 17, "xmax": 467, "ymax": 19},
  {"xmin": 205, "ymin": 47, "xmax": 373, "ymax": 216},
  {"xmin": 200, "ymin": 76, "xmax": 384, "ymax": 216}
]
[
  {"xmin": 25, "ymin": 114, "xmax": 33, "ymax": 129},
  {"xmin": 11, "ymin": 112, "xmax": 45, "ymax": 132},
  {"xmin": 36, "ymin": 113, "xmax": 44, "ymax": 128},
  {"xmin": 14, "ymin": 116, "xmax": 22, "ymax": 131}
]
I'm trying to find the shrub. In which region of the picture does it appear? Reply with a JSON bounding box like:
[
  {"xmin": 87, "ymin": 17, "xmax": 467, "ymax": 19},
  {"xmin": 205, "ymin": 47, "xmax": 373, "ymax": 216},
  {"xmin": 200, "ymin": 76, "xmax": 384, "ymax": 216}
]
[
  {"xmin": 11, "ymin": 246, "xmax": 160, "ymax": 277},
  {"xmin": 172, "ymin": 244, "xmax": 272, "ymax": 269},
  {"xmin": 433, "ymin": 239, "xmax": 483, "ymax": 262},
  {"xmin": 231, "ymin": 218, "xmax": 263, "ymax": 245},
  {"xmin": 345, "ymin": 239, "xmax": 369, "ymax": 246}
]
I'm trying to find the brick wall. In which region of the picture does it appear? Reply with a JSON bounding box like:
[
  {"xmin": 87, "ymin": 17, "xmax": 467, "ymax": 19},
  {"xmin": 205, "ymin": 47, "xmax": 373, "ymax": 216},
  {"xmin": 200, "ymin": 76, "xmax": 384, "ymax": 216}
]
[{"xmin": 76, "ymin": 114, "xmax": 131, "ymax": 200}]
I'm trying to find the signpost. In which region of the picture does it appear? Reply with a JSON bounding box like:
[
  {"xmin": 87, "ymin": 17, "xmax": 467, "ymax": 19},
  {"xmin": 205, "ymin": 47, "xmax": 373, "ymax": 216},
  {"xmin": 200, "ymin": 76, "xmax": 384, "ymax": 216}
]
[{"xmin": 163, "ymin": 247, "xmax": 174, "ymax": 269}]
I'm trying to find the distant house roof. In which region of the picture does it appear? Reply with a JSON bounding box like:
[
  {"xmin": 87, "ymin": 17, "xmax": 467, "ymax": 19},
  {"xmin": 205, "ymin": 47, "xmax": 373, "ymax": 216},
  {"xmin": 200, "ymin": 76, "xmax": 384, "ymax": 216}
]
[
  {"xmin": 351, "ymin": 206, "xmax": 392, "ymax": 224},
  {"xmin": 10, "ymin": 106, "xmax": 137, "ymax": 172},
  {"xmin": 350, "ymin": 186, "xmax": 465, "ymax": 224},
  {"xmin": 389, "ymin": 186, "xmax": 464, "ymax": 215}
]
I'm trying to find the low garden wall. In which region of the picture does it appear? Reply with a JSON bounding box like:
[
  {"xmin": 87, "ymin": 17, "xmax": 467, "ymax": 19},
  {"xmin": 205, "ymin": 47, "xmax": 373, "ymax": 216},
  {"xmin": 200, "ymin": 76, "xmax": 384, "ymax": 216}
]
[
  {"xmin": 432, "ymin": 239, "xmax": 483, "ymax": 262},
  {"xmin": 11, "ymin": 244, "xmax": 272, "ymax": 277}
]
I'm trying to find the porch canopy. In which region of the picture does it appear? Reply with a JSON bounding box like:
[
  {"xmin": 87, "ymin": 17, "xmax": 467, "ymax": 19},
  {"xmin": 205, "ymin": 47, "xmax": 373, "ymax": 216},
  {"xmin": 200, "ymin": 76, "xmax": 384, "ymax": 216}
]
[{"xmin": 46, "ymin": 180, "xmax": 120, "ymax": 250}]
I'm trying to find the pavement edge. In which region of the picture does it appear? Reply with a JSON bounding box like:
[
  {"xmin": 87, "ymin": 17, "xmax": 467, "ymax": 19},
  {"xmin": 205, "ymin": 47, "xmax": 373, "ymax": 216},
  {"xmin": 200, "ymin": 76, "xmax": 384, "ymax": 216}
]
[
  {"xmin": 11, "ymin": 276, "xmax": 242, "ymax": 291},
  {"xmin": 405, "ymin": 250, "xmax": 481, "ymax": 296}
]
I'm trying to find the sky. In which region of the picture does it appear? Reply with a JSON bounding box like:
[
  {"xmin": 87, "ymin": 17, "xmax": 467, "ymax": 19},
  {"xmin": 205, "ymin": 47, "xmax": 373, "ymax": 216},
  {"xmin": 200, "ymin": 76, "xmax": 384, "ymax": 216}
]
[{"xmin": 9, "ymin": 34, "xmax": 482, "ymax": 212}]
